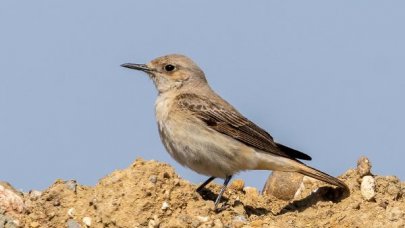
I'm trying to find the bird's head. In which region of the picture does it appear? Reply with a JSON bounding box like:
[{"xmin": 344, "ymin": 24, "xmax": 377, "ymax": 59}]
[{"xmin": 122, "ymin": 54, "xmax": 207, "ymax": 94}]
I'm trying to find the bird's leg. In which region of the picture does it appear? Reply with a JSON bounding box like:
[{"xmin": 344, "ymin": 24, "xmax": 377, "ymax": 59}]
[
  {"xmin": 196, "ymin": 176, "xmax": 216, "ymax": 192},
  {"xmin": 214, "ymin": 175, "xmax": 232, "ymax": 210}
]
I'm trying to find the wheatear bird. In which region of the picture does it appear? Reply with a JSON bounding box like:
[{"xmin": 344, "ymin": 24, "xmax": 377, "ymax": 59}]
[{"xmin": 121, "ymin": 54, "xmax": 349, "ymax": 209}]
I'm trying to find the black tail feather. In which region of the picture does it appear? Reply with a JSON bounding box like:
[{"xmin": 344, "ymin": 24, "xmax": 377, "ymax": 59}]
[{"xmin": 276, "ymin": 143, "xmax": 312, "ymax": 160}]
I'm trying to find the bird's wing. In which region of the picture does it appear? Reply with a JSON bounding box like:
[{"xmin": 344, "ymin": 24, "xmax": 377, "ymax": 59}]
[{"xmin": 176, "ymin": 93, "xmax": 311, "ymax": 160}]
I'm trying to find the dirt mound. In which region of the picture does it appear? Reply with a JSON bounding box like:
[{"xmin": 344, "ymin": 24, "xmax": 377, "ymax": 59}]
[{"xmin": 1, "ymin": 158, "xmax": 404, "ymax": 227}]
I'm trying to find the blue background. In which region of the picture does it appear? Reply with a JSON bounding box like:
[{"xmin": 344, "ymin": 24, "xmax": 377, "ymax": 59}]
[{"xmin": 1, "ymin": 1, "xmax": 404, "ymax": 191}]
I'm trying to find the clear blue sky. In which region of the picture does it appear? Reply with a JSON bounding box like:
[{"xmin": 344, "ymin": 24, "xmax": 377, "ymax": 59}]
[{"xmin": 1, "ymin": 1, "xmax": 404, "ymax": 191}]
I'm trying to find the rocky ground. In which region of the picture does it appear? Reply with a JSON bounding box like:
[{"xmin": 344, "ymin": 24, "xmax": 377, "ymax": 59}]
[{"xmin": 0, "ymin": 157, "xmax": 404, "ymax": 228}]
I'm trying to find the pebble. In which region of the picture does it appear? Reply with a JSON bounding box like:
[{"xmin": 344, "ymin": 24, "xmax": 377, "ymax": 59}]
[
  {"xmin": 30, "ymin": 221, "xmax": 40, "ymax": 228},
  {"xmin": 357, "ymin": 156, "xmax": 372, "ymax": 177},
  {"xmin": 66, "ymin": 219, "xmax": 81, "ymax": 228},
  {"xmin": 65, "ymin": 180, "xmax": 78, "ymax": 192},
  {"xmin": 29, "ymin": 190, "xmax": 42, "ymax": 201},
  {"xmin": 229, "ymin": 179, "xmax": 244, "ymax": 191},
  {"xmin": 149, "ymin": 175, "xmax": 157, "ymax": 184},
  {"xmin": 262, "ymin": 171, "xmax": 304, "ymax": 200},
  {"xmin": 161, "ymin": 201, "xmax": 170, "ymax": 210},
  {"xmin": 67, "ymin": 208, "xmax": 76, "ymax": 218},
  {"xmin": 243, "ymin": 187, "xmax": 259, "ymax": 197},
  {"xmin": 386, "ymin": 207, "xmax": 403, "ymax": 221},
  {"xmin": 82, "ymin": 217, "xmax": 92, "ymax": 227},
  {"xmin": 361, "ymin": 176, "xmax": 376, "ymax": 201},
  {"xmin": 0, "ymin": 183, "xmax": 25, "ymax": 214},
  {"xmin": 197, "ymin": 215, "xmax": 209, "ymax": 222}
]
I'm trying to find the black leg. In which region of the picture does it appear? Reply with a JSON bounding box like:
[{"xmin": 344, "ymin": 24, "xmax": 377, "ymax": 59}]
[
  {"xmin": 214, "ymin": 175, "xmax": 232, "ymax": 210},
  {"xmin": 196, "ymin": 176, "xmax": 216, "ymax": 192}
]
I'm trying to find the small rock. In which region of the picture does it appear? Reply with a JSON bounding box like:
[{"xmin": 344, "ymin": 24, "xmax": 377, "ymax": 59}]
[
  {"xmin": 28, "ymin": 190, "xmax": 42, "ymax": 201},
  {"xmin": 351, "ymin": 202, "xmax": 360, "ymax": 210},
  {"xmin": 67, "ymin": 208, "xmax": 76, "ymax": 218},
  {"xmin": 161, "ymin": 201, "xmax": 169, "ymax": 210},
  {"xmin": 82, "ymin": 217, "xmax": 92, "ymax": 227},
  {"xmin": 53, "ymin": 199, "xmax": 61, "ymax": 206},
  {"xmin": 229, "ymin": 179, "xmax": 244, "ymax": 191},
  {"xmin": 357, "ymin": 156, "xmax": 372, "ymax": 177},
  {"xmin": 244, "ymin": 187, "xmax": 259, "ymax": 197},
  {"xmin": 149, "ymin": 175, "xmax": 157, "ymax": 184},
  {"xmin": 262, "ymin": 171, "xmax": 304, "ymax": 200},
  {"xmin": 173, "ymin": 178, "xmax": 180, "ymax": 186},
  {"xmin": 30, "ymin": 221, "xmax": 40, "ymax": 228},
  {"xmin": 148, "ymin": 215, "xmax": 160, "ymax": 228},
  {"xmin": 196, "ymin": 215, "xmax": 209, "ymax": 223},
  {"xmin": 361, "ymin": 176, "xmax": 376, "ymax": 201},
  {"xmin": 378, "ymin": 200, "xmax": 388, "ymax": 209},
  {"xmin": 67, "ymin": 219, "xmax": 81, "ymax": 228},
  {"xmin": 232, "ymin": 215, "xmax": 247, "ymax": 228},
  {"xmin": 386, "ymin": 207, "xmax": 403, "ymax": 222},
  {"xmin": 65, "ymin": 180, "xmax": 78, "ymax": 192},
  {"xmin": 250, "ymin": 220, "xmax": 264, "ymax": 227},
  {"xmin": 0, "ymin": 182, "xmax": 25, "ymax": 214}
]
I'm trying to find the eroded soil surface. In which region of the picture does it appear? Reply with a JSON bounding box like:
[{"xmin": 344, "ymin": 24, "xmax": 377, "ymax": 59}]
[{"xmin": 1, "ymin": 158, "xmax": 404, "ymax": 227}]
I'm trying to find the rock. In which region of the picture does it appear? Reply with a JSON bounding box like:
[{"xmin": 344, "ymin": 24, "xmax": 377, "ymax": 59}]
[
  {"xmin": 149, "ymin": 175, "xmax": 157, "ymax": 184},
  {"xmin": 30, "ymin": 221, "xmax": 40, "ymax": 228},
  {"xmin": 161, "ymin": 201, "xmax": 169, "ymax": 210},
  {"xmin": 65, "ymin": 180, "xmax": 78, "ymax": 192},
  {"xmin": 262, "ymin": 171, "xmax": 304, "ymax": 200},
  {"xmin": 67, "ymin": 208, "xmax": 76, "ymax": 218},
  {"xmin": 196, "ymin": 215, "xmax": 209, "ymax": 223},
  {"xmin": 357, "ymin": 156, "xmax": 372, "ymax": 177},
  {"xmin": 0, "ymin": 214, "xmax": 19, "ymax": 228},
  {"xmin": 148, "ymin": 215, "xmax": 160, "ymax": 228},
  {"xmin": 0, "ymin": 182, "xmax": 25, "ymax": 214},
  {"xmin": 386, "ymin": 207, "xmax": 403, "ymax": 222},
  {"xmin": 67, "ymin": 219, "xmax": 81, "ymax": 228},
  {"xmin": 28, "ymin": 190, "xmax": 42, "ymax": 201},
  {"xmin": 361, "ymin": 176, "xmax": 376, "ymax": 201},
  {"xmin": 244, "ymin": 187, "xmax": 259, "ymax": 197},
  {"xmin": 229, "ymin": 179, "xmax": 244, "ymax": 191},
  {"xmin": 82, "ymin": 217, "xmax": 92, "ymax": 227}
]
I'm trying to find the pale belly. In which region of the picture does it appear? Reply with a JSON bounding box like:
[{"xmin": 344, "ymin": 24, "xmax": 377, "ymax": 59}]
[{"xmin": 157, "ymin": 116, "xmax": 259, "ymax": 178}]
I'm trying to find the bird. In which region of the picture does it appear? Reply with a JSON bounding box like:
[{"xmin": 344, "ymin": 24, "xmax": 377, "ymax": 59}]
[{"xmin": 121, "ymin": 54, "xmax": 349, "ymax": 210}]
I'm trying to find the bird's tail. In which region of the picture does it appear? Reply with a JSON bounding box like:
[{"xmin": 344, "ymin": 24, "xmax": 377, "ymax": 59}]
[{"xmin": 296, "ymin": 163, "xmax": 349, "ymax": 192}]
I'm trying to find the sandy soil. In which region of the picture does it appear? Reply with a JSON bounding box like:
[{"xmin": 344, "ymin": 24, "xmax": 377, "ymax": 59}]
[{"xmin": 1, "ymin": 157, "xmax": 404, "ymax": 228}]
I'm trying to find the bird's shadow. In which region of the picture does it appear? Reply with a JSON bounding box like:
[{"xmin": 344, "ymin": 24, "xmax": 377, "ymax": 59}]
[
  {"xmin": 197, "ymin": 188, "xmax": 270, "ymax": 215},
  {"xmin": 198, "ymin": 186, "xmax": 348, "ymax": 215},
  {"xmin": 278, "ymin": 186, "xmax": 349, "ymax": 215}
]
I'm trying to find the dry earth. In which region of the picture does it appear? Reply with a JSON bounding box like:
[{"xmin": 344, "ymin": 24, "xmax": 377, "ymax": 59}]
[{"xmin": 0, "ymin": 157, "xmax": 404, "ymax": 228}]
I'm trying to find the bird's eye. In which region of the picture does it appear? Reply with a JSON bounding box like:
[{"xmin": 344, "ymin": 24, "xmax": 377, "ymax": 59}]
[{"xmin": 164, "ymin": 64, "xmax": 175, "ymax": 72}]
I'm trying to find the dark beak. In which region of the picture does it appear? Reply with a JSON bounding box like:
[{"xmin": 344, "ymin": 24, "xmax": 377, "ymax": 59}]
[{"xmin": 121, "ymin": 63, "xmax": 153, "ymax": 72}]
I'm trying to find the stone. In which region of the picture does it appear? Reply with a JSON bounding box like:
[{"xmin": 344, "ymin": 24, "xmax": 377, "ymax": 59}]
[
  {"xmin": 30, "ymin": 221, "xmax": 40, "ymax": 228},
  {"xmin": 149, "ymin": 175, "xmax": 157, "ymax": 184},
  {"xmin": 386, "ymin": 207, "xmax": 403, "ymax": 222},
  {"xmin": 161, "ymin": 201, "xmax": 169, "ymax": 210},
  {"xmin": 65, "ymin": 180, "xmax": 78, "ymax": 192},
  {"xmin": 29, "ymin": 190, "xmax": 42, "ymax": 201},
  {"xmin": 67, "ymin": 219, "xmax": 81, "ymax": 228},
  {"xmin": 229, "ymin": 179, "xmax": 244, "ymax": 191},
  {"xmin": 0, "ymin": 182, "xmax": 25, "ymax": 214},
  {"xmin": 82, "ymin": 217, "xmax": 92, "ymax": 227},
  {"xmin": 67, "ymin": 208, "xmax": 76, "ymax": 218},
  {"xmin": 361, "ymin": 176, "xmax": 376, "ymax": 201},
  {"xmin": 262, "ymin": 171, "xmax": 304, "ymax": 200},
  {"xmin": 357, "ymin": 156, "xmax": 372, "ymax": 177}
]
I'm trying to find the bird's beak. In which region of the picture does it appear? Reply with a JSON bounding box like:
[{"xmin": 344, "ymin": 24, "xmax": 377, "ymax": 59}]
[{"xmin": 120, "ymin": 63, "xmax": 153, "ymax": 72}]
